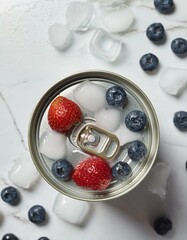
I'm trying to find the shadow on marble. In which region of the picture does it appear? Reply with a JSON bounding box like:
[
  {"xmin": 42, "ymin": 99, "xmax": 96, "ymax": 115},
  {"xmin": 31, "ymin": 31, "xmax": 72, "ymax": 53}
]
[
  {"xmin": 0, "ymin": 211, "xmax": 4, "ymax": 225},
  {"xmin": 175, "ymin": 52, "xmax": 187, "ymax": 59}
]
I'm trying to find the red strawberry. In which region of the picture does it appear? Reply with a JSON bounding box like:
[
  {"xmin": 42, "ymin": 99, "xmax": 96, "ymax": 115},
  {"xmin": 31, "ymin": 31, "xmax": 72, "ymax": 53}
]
[
  {"xmin": 48, "ymin": 96, "xmax": 82, "ymax": 133},
  {"xmin": 72, "ymin": 156, "xmax": 112, "ymax": 190}
]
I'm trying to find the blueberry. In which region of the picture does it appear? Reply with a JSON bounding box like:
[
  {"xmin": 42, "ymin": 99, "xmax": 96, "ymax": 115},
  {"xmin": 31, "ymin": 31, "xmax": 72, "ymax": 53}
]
[
  {"xmin": 51, "ymin": 159, "xmax": 73, "ymax": 180},
  {"xmin": 112, "ymin": 161, "xmax": 132, "ymax": 181},
  {"xmin": 173, "ymin": 111, "xmax": 187, "ymax": 130},
  {"xmin": 139, "ymin": 53, "xmax": 159, "ymax": 71},
  {"xmin": 38, "ymin": 237, "xmax": 50, "ymax": 240},
  {"xmin": 28, "ymin": 205, "xmax": 46, "ymax": 224},
  {"xmin": 106, "ymin": 85, "xmax": 127, "ymax": 107},
  {"xmin": 125, "ymin": 110, "xmax": 147, "ymax": 132},
  {"xmin": 1, "ymin": 186, "xmax": 20, "ymax": 205},
  {"xmin": 146, "ymin": 23, "xmax": 165, "ymax": 42},
  {"xmin": 2, "ymin": 233, "xmax": 19, "ymax": 240},
  {"xmin": 154, "ymin": 0, "xmax": 174, "ymax": 13},
  {"xmin": 128, "ymin": 140, "xmax": 147, "ymax": 162},
  {"xmin": 153, "ymin": 217, "xmax": 172, "ymax": 235},
  {"xmin": 171, "ymin": 38, "xmax": 187, "ymax": 55}
]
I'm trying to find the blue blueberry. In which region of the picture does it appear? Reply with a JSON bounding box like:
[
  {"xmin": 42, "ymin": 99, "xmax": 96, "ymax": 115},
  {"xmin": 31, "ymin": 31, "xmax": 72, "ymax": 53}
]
[
  {"xmin": 171, "ymin": 38, "xmax": 187, "ymax": 55},
  {"xmin": 125, "ymin": 110, "xmax": 147, "ymax": 132},
  {"xmin": 173, "ymin": 111, "xmax": 187, "ymax": 130},
  {"xmin": 153, "ymin": 217, "xmax": 172, "ymax": 235},
  {"xmin": 106, "ymin": 85, "xmax": 127, "ymax": 107},
  {"xmin": 112, "ymin": 161, "xmax": 132, "ymax": 181},
  {"xmin": 2, "ymin": 233, "xmax": 19, "ymax": 240},
  {"xmin": 139, "ymin": 53, "xmax": 159, "ymax": 71},
  {"xmin": 154, "ymin": 0, "xmax": 174, "ymax": 13},
  {"xmin": 146, "ymin": 23, "xmax": 165, "ymax": 42},
  {"xmin": 128, "ymin": 141, "xmax": 147, "ymax": 162},
  {"xmin": 38, "ymin": 238, "xmax": 50, "ymax": 240},
  {"xmin": 28, "ymin": 205, "xmax": 46, "ymax": 224},
  {"xmin": 1, "ymin": 186, "xmax": 20, "ymax": 205},
  {"xmin": 51, "ymin": 159, "xmax": 73, "ymax": 180}
]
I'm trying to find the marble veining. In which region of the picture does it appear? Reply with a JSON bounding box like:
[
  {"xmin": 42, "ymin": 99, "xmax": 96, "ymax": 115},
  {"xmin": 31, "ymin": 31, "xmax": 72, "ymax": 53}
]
[
  {"xmin": 11, "ymin": 210, "xmax": 29, "ymax": 224},
  {"xmin": 0, "ymin": 92, "xmax": 27, "ymax": 150},
  {"xmin": 0, "ymin": 0, "xmax": 187, "ymax": 239}
]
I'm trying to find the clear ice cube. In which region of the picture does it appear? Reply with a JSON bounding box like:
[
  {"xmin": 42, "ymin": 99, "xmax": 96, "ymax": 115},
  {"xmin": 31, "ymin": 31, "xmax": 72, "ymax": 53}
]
[
  {"xmin": 66, "ymin": 149, "xmax": 90, "ymax": 167},
  {"xmin": 53, "ymin": 193, "xmax": 90, "ymax": 224},
  {"xmin": 48, "ymin": 23, "xmax": 73, "ymax": 51},
  {"xmin": 89, "ymin": 28, "xmax": 122, "ymax": 62},
  {"xmin": 94, "ymin": 108, "xmax": 121, "ymax": 132},
  {"xmin": 8, "ymin": 151, "xmax": 40, "ymax": 189},
  {"xmin": 159, "ymin": 68, "xmax": 187, "ymax": 96},
  {"xmin": 66, "ymin": 2, "xmax": 95, "ymax": 31},
  {"xmin": 73, "ymin": 81, "xmax": 107, "ymax": 112},
  {"xmin": 147, "ymin": 162, "xmax": 171, "ymax": 200},
  {"xmin": 101, "ymin": 7, "xmax": 134, "ymax": 33},
  {"xmin": 39, "ymin": 130, "xmax": 67, "ymax": 160},
  {"xmin": 114, "ymin": 123, "xmax": 143, "ymax": 146}
]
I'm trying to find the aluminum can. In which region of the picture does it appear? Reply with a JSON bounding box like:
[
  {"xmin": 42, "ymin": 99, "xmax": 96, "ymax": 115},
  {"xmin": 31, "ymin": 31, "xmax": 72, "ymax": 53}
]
[{"xmin": 28, "ymin": 71, "xmax": 159, "ymax": 201}]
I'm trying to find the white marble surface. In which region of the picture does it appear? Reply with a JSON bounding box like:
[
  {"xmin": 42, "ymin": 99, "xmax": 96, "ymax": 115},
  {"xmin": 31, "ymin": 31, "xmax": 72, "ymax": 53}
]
[{"xmin": 0, "ymin": 0, "xmax": 187, "ymax": 239}]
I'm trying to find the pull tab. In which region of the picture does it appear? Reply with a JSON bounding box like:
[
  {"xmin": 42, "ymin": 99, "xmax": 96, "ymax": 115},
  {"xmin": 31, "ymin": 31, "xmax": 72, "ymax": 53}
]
[{"xmin": 76, "ymin": 123, "xmax": 120, "ymax": 161}]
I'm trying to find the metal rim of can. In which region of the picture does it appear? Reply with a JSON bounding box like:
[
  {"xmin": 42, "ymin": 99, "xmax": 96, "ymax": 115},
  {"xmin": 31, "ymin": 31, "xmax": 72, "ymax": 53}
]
[{"xmin": 28, "ymin": 70, "xmax": 160, "ymax": 202}]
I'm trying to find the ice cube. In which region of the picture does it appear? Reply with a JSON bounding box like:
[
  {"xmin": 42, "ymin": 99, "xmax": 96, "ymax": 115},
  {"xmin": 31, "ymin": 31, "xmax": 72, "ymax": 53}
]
[
  {"xmin": 8, "ymin": 151, "xmax": 40, "ymax": 189},
  {"xmin": 53, "ymin": 193, "xmax": 90, "ymax": 224},
  {"xmin": 89, "ymin": 28, "xmax": 122, "ymax": 62},
  {"xmin": 66, "ymin": 2, "xmax": 95, "ymax": 31},
  {"xmin": 73, "ymin": 81, "xmax": 107, "ymax": 112},
  {"xmin": 48, "ymin": 23, "xmax": 73, "ymax": 51},
  {"xmin": 159, "ymin": 68, "xmax": 187, "ymax": 96},
  {"xmin": 39, "ymin": 130, "xmax": 67, "ymax": 160},
  {"xmin": 114, "ymin": 123, "xmax": 143, "ymax": 146},
  {"xmin": 101, "ymin": 7, "xmax": 134, "ymax": 33},
  {"xmin": 66, "ymin": 149, "xmax": 90, "ymax": 167},
  {"xmin": 147, "ymin": 162, "xmax": 170, "ymax": 200},
  {"xmin": 94, "ymin": 108, "xmax": 121, "ymax": 132}
]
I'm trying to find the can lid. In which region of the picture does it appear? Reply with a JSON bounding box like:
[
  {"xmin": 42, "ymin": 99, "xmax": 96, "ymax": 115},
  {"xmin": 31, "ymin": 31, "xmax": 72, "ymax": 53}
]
[{"xmin": 28, "ymin": 70, "xmax": 160, "ymax": 201}]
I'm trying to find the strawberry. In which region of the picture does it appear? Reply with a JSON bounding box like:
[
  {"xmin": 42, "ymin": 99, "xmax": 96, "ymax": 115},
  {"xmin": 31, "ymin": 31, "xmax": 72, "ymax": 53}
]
[
  {"xmin": 72, "ymin": 156, "xmax": 112, "ymax": 190},
  {"xmin": 48, "ymin": 96, "xmax": 82, "ymax": 133}
]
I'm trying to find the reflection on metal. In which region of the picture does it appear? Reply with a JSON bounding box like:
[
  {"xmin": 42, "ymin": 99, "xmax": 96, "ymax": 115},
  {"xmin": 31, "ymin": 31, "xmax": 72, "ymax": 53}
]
[{"xmin": 76, "ymin": 123, "xmax": 120, "ymax": 160}]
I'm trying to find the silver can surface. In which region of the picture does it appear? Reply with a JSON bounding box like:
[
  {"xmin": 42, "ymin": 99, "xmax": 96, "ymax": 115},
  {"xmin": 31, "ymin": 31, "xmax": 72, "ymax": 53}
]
[{"xmin": 28, "ymin": 71, "xmax": 159, "ymax": 201}]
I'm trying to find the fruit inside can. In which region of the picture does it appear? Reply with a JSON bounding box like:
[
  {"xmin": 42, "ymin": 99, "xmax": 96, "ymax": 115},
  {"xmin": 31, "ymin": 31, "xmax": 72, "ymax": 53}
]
[{"xmin": 29, "ymin": 72, "xmax": 159, "ymax": 201}]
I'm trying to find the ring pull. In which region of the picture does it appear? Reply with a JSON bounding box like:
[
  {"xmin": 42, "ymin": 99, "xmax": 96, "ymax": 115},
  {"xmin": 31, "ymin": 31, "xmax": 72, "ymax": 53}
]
[{"xmin": 76, "ymin": 123, "xmax": 120, "ymax": 161}]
